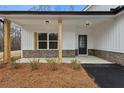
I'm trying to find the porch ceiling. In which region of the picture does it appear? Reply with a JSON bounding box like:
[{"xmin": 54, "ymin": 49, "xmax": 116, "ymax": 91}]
[{"xmin": 1, "ymin": 14, "xmax": 114, "ymax": 31}]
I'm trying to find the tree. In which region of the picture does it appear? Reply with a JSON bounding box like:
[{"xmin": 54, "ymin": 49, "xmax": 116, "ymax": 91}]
[
  {"xmin": 29, "ymin": 5, "xmax": 75, "ymax": 11},
  {"xmin": 10, "ymin": 25, "xmax": 21, "ymax": 51},
  {"xmin": 29, "ymin": 5, "xmax": 51, "ymax": 11},
  {"xmin": 0, "ymin": 22, "xmax": 3, "ymax": 52}
]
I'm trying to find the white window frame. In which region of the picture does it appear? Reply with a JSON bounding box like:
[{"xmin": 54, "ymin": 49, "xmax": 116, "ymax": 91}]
[{"xmin": 37, "ymin": 32, "xmax": 58, "ymax": 50}]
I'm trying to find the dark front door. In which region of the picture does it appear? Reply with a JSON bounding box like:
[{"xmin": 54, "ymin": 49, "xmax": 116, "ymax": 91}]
[{"xmin": 78, "ymin": 35, "xmax": 87, "ymax": 55}]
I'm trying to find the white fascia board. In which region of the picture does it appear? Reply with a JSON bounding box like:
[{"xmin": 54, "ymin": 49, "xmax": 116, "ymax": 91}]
[{"xmin": 83, "ymin": 5, "xmax": 93, "ymax": 11}]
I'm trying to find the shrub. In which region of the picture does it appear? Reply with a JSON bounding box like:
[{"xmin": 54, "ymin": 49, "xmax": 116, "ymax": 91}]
[
  {"xmin": 29, "ymin": 58, "xmax": 40, "ymax": 71},
  {"xmin": 46, "ymin": 58, "xmax": 58, "ymax": 71},
  {"xmin": 11, "ymin": 56, "xmax": 20, "ymax": 61},
  {"xmin": 11, "ymin": 57, "xmax": 16, "ymax": 62},
  {"xmin": 71, "ymin": 59, "xmax": 81, "ymax": 70},
  {"xmin": 10, "ymin": 57, "xmax": 20, "ymax": 69}
]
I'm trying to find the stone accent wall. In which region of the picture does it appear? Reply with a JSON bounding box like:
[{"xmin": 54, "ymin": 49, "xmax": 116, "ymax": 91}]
[
  {"xmin": 88, "ymin": 49, "xmax": 124, "ymax": 65},
  {"xmin": 88, "ymin": 49, "xmax": 95, "ymax": 55},
  {"xmin": 23, "ymin": 50, "xmax": 76, "ymax": 58},
  {"xmin": 75, "ymin": 49, "xmax": 78, "ymax": 56}
]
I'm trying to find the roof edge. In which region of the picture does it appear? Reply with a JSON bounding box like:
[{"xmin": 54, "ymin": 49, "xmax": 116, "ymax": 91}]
[
  {"xmin": 83, "ymin": 5, "xmax": 93, "ymax": 11},
  {"xmin": 0, "ymin": 6, "xmax": 123, "ymax": 15},
  {"xmin": 110, "ymin": 5, "xmax": 124, "ymax": 14},
  {"xmin": 0, "ymin": 11, "xmax": 116, "ymax": 15}
]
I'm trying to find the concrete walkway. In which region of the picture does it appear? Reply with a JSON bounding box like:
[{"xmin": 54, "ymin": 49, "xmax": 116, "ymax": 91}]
[{"xmin": 17, "ymin": 56, "xmax": 112, "ymax": 64}]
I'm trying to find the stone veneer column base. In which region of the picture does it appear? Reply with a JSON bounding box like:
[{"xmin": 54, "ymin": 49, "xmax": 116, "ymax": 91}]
[
  {"xmin": 23, "ymin": 50, "xmax": 77, "ymax": 58},
  {"xmin": 88, "ymin": 49, "xmax": 124, "ymax": 65}
]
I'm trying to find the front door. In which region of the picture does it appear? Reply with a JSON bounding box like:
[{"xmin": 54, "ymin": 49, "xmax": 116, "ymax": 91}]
[{"xmin": 78, "ymin": 35, "xmax": 87, "ymax": 55}]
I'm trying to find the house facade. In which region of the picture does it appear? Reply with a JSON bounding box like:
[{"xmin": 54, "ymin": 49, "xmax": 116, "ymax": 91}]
[{"xmin": 0, "ymin": 5, "xmax": 124, "ymax": 65}]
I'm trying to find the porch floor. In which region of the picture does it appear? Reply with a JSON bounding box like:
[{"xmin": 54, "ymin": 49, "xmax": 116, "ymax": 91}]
[{"xmin": 17, "ymin": 56, "xmax": 112, "ymax": 64}]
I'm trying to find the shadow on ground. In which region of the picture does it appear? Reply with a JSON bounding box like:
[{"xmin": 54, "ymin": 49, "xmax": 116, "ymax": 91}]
[{"xmin": 82, "ymin": 64, "xmax": 124, "ymax": 88}]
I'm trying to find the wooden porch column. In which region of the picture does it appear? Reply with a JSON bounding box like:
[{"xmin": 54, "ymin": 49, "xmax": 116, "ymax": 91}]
[
  {"xmin": 58, "ymin": 19, "xmax": 62, "ymax": 63},
  {"xmin": 34, "ymin": 32, "xmax": 38, "ymax": 50},
  {"xmin": 3, "ymin": 18, "xmax": 11, "ymax": 63}
]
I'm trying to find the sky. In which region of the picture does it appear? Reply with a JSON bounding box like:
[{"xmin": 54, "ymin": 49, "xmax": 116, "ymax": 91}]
[{"xmin": 0, "ymin": 5, "xmax": 86, "ymax": 11}]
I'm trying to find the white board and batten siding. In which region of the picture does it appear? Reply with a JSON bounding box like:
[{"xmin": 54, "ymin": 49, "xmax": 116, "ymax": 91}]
[
  {"xmin": 21, "ymin": 29, "xmax": 34, "ymax": 50},
  {"xmin": 21, "ymin": 29, "xmax": 77, "ymax": 50},
  {"xmin": 21, "ymin": 26, "xmax": 94, "ymax": 51},
  {"xmin": 92, "ymin": 13, "xmax": 124, "ymax": 53},
  {"xmin": 84, "ymin": 5, "xmax": 124, "ymax": 53}
]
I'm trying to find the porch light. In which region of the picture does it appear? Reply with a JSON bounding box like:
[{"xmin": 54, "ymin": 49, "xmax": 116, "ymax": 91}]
[
  {"xmin": 45, "ymin": 20, "xmax": 49, "ymax": 24},
  {"xmin": 85, "ymin": 21, "xmax": 90, "ymax": 28}
]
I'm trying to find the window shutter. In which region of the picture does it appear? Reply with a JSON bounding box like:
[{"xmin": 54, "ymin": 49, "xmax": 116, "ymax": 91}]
[{"xmin": 34, "ymin": 32, "xmax": 38, "ymax": 50}]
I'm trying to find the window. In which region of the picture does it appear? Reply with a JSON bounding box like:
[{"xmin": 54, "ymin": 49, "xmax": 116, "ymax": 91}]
[
  {"xmin": 38, "ymin": 33, "xmax": 58, "ymax": 49},
  {"xmin": 49, "ymin": 33, "xmax": 58, "ymax": 49},
  {"xmin": 38, "ymin": 33, "xmax": 47, "ymax": 49}
]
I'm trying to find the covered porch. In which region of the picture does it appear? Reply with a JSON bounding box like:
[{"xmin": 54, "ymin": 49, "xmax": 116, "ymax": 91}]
[{"xmin": 0, "ymin": 11, "xmax": 115, "ymax": 64}]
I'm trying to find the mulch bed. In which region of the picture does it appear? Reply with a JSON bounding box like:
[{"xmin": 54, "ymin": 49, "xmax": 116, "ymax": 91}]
[{"xmin": 0, "ymin": 63, "xmax": 98, "ymax": 88}]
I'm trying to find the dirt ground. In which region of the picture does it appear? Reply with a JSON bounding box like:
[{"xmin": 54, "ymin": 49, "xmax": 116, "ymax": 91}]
[{"xmin": 0, "ymin": 63, "xmax": 98, "ymax": 88}]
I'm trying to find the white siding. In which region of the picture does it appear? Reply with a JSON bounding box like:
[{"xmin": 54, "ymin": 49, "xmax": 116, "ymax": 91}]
[
  {"xmin": 62, "ymin": 31, "xmax": 76, "ymax": 50},
  {"xmin": 86, "ymin": 5, "xmax": 118, "ymax": 11},
  {"xmin": 21, "ymin": 25, "xmax": 94, "ymax": 51},
  {"xmin": 21, "ymin": 29, "xmax": 34, "ymax": 50},
  {"xmin": 93, "ymin": 13, "xmax": 124, "ymax": 53},
  {"xmin": 21, "ymin": 27, "xmax": 77, "ymax": 50}
]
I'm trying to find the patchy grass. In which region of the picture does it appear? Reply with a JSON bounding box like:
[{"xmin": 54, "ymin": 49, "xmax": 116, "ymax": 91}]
[
  {"xmin": 29, "ymin": 58, "xmax": 40, "ymax": 71},
  {"xmin": 10, "ymin": 57, "xmax": 20, "ymax": 69},
  {"xmin": 71, "ymin": 59, "xmax": 81, "ymax": 70},
  {"xmin": 0, "ymin": 63, "xmax": 98, "ymax": 88},
  {"xmin": 46, "ymin": 58, "xmax": 59, "ymax": 71}
]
